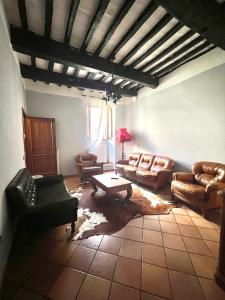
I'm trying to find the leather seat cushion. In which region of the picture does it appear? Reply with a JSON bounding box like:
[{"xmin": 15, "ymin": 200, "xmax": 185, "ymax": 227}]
[
  {"xmin": 38, "ymin": 182, "xmax": 67, "ymax": 198},
  {"xmin": 116, "ymin": 164, "xmax": 126, "ymax": 170},
  {"xmin": 124, "ymin": 166, "xmax": 138, "ymax": 173},
  {"xmin": 82, "ymin": 166, "xmax": 102, "ymax": 173},
  {"xmin": 171, "ymin": 180, "xmax": 205, "ymax": 201},
  {"xmin": 136, "ymin": 170, "xmax": 157, "ymax": 181}
]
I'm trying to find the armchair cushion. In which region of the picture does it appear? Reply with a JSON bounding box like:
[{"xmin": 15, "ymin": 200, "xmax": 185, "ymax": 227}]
[
  {"xmin": 128, "ymin": 153, "xmax": 142, "ymax": 167},
  {"xmin": 171, "ymin": 181, "xmax": 205, "ymax": 201},
  {"xmin": 151, "ymin": 156, "xmax": 174, "ymax": 172},
  {"xmin": 138, "ymin": 154, "xmax": 155, "ymax": 170}
]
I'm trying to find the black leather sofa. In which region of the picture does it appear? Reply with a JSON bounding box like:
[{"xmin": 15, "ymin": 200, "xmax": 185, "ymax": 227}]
[{"xmin": 6, "ymin": 168, "xmax": 78, "ymax": 233}]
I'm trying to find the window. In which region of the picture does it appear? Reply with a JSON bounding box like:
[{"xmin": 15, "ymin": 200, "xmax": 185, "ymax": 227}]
[{"xmin": 87, "ymin": 104, "xmax": 113, "ymax": 140}]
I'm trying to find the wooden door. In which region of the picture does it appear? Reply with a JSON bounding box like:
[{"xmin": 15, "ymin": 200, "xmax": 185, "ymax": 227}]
[{"xmin": 24, "ymin": 117, "xmax": 57, "ymax": 175}]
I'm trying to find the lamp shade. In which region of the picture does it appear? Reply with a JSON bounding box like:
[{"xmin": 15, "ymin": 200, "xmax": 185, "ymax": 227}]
[{"xmin": 115, "ymin": 128, "xmax": 132, "ymax": 143}]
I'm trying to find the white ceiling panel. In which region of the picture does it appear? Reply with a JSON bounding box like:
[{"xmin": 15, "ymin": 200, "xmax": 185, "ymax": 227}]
[
  {"xmin": 26, "ymin": 0, "xmax": 45, "ymax": 35},
  {"xmin": 3, "ymin": 0, "xmax": 21, "ymax": 27},
  {"xmin": 16, "ymin": 52, "xmax": 31, "ymax": 65}
]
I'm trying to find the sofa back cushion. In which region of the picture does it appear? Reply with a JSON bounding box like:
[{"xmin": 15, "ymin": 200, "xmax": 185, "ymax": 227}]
[
  {"xmin": 75, "ymin": 153, "xmax": 97, "ymax": 166},
  {"xmin": 138, "ymin": 154, "xmax": 155, "ymax": 170},
  {"xmin": 193, "ymin": 161, "xmax": 225, "ymax": 186},
  {"xmin": 128, "ymin": 153, "xmax": 142, "ymax": 167},
  {"xmin": 6, "ymin": 168, "xmax": 37, "ymax": 214},
  {"xmin": 151, "ymin": 156, "xmax": 174, "ymax": 172}
]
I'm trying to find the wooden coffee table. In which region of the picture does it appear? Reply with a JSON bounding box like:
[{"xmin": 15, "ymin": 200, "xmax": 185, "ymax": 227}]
[{"xmin": 92, "ymin": 174, "xmax": 133, "ymax": 200}]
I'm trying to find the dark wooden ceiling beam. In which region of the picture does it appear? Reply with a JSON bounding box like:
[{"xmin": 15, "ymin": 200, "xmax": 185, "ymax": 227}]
[
  {"xmin": 130, "ymin": 22, "xmax": 183, "ymax": 68},
  {"xmin": 81, "ymin": 0, "xmax": 110, "ymax": 50},
  {"xmin": 139, "ymin": 30, "xmax": 194, "ymax": 71},
  {"xmin": 148, "ymin": 35, "xmax": 204, "ymax": 74},
  {"xmin": 107, "ymin": 1, "xmax": 159, "ymax": 60},
  {"xmin": 154, "ymin": 0, "xmax": 225, "ymax": 50},
  {"xmin": 64, "ymin": 0, "xmax": 80, "ymax": 44},
  {"xmin": 120, "ymin": 13, "xmax": 173, "ymax": 65},
  {"xmin": 45, "ymin": 0, "xmax": 53, "ymax": 38},
  {"xmin": 95, "ymin": 0, "xmax": 135, "ymax": 55},
  {"xmin": 18, "ymin": 0, "xmax": 28, "ymax": 30},
  {"xmin": 158, "ymin": 45, "xmax": 216, "ymax": 78},
  {"xmin": 20, "ymin": 64, "xmax": 137, "ymax": 97},
  {"xmin": 154, "ymin": 41, "xmax": 211, "ymax": 77},
  {"xmin": 11, "ymin": 26, "xmax": 158, "ymax": 88}
]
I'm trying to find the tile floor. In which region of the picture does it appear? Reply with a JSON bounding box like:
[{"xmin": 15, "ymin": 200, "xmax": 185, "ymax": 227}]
[{"xmin": 1, "ymin": 177, "xmax": 225, "ymax": 300}]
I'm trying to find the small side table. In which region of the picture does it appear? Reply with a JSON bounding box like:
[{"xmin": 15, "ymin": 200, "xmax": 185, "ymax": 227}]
[{"xmin": 215, "ymin": 189, "xmax": 225, "ymax": 290}]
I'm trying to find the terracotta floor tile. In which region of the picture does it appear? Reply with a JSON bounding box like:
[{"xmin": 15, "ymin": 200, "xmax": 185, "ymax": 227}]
[
  {"xmin": 191, "ymin": 217, "xmax": 213, "ymax": 228},
  {"xmin": 174, "ymin": 215, "xmax": 194, "ymax": 225},
  {"xmin": 160, "ymin": 221, "xmax": 180, "ymax": 235},
  {"xmin": 109, "ymin": 282, "xmax": 140, "ymax": 300},
  {"xmin": 183, "ymin": 236, "xmax": 212, "ymax": 256},
  {"xmin": 119, "ymin": 239, "xmax": 142, "ymax": 261},
  {"xmin": 114, "ymin": 256, "xmax": 141, "ymax": 289},
  {"xmin": 141, "ymin": 291, "xmax": 166, "ymax": 299},
  {"xmin": 5, "ymin": 256, "xmax": 41, "ymax": 285},
  {"xmin": 172, "ymin": 207, "xmax": 188, "ymax": 215},
  {"xmin": 197, "ymin": 227, "xmax": 220, "ymax": 242},
  {"xmin": 205, "ymin": 240, "xmax": 219, "ymax": 258},
  {"xmin": 1, "ymin": 280, "xmax": 18, "ymax": 300},
  {"xmin": 144, "ymin": 214, "xmax": 159, "ymax": 221},
  {"xmin": 99, "ymin": 235, "xmax": 122, "ymax": 255},
  {"xmin": 199, "ymin": 277, "xmax": 225, "ymax": 300},
  {"xmin": 80, "ymin": 235, "xmax": 103, "ymax": 249},
  {"xmin": 76, "ymin": 274, "xmax": 111, "ymax": 300},
  {"xmin": 178, "ymin": 224, "xmax": 201, "ymax": 239},
  {"xmin": 142, "ymin": 244, "xmax": 167, "ymax": 267},
  {"xmin": 127, "ymin": 217, "xmax": 143, "ymax": 228},
  {"xmin": 159, "ymin": 214, "xmax": 176, "ymax": 223},
  {"xmin": 124, "ymin": 226, "xmax": 143, "ymax": 242},
  {"xmin": 66, "ymin": 246, "xmax": 96, "ymax": 272},
  {"xmin": 211, "ymin": 222, "xmax": 220, "ymax": 230},
  {"xmin": 143, "ymin": 229, "xmax": 163, "ymax": 246},
  {"xmin": 189, "ymin": 253, "xmax": 217, "ymax": 279},
  {"xmin": 162, "ymin": 233, "xmax": 186, "ymax": 251},
  {"xmin": 48, "ymin": 268, "xmax": 85, "ymax": 300},
  {"xmin": 24, "ymin": 261, "xmax": 62, "ymax": 295},
  {"xmin": 143, "ymin": 219, "xmax": 161, "ymax": 232},
  {"xmin": 141, "ymin": 263, "xmax": 171, "ymax": 299},
  {"xmin": 47, "ymin": 241, "xmax": 77, "ymax": 265},
  {"xmin": 169, "ymin": 270, "xmax": 205, "ymax": 300},
  {"xmin": 112, "ymin": 228, "xmax": 125, "ymax": 238},
  {"xmin": 165, "ymin": 248, "xmax": 195, "ymax": 275},
  {"xmin": 186, "ymin": 208, "xmax": 202, "ymax": 218},
  {"xmin": 89, "ymin": 251, "xmax": 117, "ymax": 280},
  {"xmin": 13, "ymin": 288, "xmax": 45, "ymax": 300}
]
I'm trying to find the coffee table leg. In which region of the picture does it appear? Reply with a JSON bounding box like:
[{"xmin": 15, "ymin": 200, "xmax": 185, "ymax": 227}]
[{"xmin": 125, "ymin": 185, "xmax": 133, "ymax": 200}]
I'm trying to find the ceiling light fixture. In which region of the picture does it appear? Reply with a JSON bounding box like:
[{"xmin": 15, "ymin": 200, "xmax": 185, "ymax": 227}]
[{"xmin": 102, "ymin": 74, "xmax": 122, "ymax": 104}]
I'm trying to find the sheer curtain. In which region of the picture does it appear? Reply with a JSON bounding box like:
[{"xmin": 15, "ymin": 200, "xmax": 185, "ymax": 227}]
[{"xmin": 87, "ymin": 99, "xmax": 108, "ymax": 153}]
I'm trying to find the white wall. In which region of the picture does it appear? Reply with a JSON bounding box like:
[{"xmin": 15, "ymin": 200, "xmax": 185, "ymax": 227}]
[
  {"xmin": 0, "ymin": 2, "xmax": 26, "ymax": 283},
  {"xmin": 26, "ymin": 91, "xmax": 88, "ymax": 176},
  {"xmin": 126, "ymin": 63, "xmax": 225, "ymax": 171}
]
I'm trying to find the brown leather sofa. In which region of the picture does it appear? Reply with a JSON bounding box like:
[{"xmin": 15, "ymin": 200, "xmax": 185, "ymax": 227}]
[
  {"xmin": 75, "ymin": 153, "xmax": 103, "ymax": 181},
  {"xmin": 171, "ymin": 161, "xmax": 225, "ymax": 215},
  {"xmin": 116, "ymin": 153, "xmax": 174, "ymax": 190}
]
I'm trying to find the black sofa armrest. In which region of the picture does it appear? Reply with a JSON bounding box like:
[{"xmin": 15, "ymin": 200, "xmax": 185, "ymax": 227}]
[{"xmin": 35, "ymin": 174, "xmax": 64, "ymax": 187}]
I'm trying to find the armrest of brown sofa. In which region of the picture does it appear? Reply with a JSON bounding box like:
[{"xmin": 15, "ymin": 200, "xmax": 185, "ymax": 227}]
[
  {"xmin": 206, "ymin": 182, "xmax": 225, "ymax": 193},
  {"xmin": 173, "ymin": 172, "xmax": 194, "ymax": 182},
  {"xmin": 116, "ymin": 159, "xmax": 129, "ymax": 165}
]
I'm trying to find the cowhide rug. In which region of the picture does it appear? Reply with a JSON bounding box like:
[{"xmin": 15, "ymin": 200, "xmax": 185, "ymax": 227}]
[{"xmin": 69, "ymin": 183, "xmax": 175, "ymax": 240}]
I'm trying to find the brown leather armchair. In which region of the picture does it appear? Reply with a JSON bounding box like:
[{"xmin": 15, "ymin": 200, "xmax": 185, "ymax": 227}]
[
  {"xmin": 75, "ymin": 153, "xmax": 103, "ymax": 182},
  {"xmin": 171, "ymin": 161, "xmax": 225, "ymax": 216}
]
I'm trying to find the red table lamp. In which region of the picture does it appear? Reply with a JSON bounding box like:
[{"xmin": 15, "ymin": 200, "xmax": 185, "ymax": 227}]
[{"xmin": 115, "ymin": 128, "xmax": 132, "ymax": 159}]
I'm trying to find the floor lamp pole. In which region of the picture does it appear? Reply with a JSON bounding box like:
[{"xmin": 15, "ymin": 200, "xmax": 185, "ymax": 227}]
[{"xmin": 121, "ymin": 142, "xmax": 125, "ymax": 159}]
